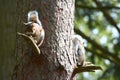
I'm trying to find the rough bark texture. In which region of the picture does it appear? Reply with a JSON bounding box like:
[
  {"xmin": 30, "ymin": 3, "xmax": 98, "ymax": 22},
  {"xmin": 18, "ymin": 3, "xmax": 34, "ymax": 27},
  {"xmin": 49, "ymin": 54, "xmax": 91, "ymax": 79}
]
[{"xmin": 14, "ymin": 0, "xmax": 75, "ymax": 80}]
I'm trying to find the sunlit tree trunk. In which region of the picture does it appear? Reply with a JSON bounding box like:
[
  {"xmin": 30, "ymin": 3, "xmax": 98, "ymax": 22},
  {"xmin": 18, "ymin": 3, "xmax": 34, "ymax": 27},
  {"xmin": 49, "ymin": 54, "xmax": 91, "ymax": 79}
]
[{"xmin": 13, "ymin": 0, "xmax": 76, "ymax": 80}]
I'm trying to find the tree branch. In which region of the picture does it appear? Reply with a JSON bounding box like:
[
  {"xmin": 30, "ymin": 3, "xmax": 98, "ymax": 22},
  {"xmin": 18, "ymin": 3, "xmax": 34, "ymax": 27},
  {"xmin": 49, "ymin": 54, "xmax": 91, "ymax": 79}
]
[
  {"xmin": 17, "ymin": 32, "xmax": 40, "ymax": 54},
  {"xmin": 75, "ymin": 65, "xmax": 102, "ymax": 73},
  {"xmin": 71, "ymin": 62, "xmax": 102, "ymax": 78},
  {"xmin": 74, "ymin": 28, "xmax": 120, "ymax": 66},
  {"xmin": 93, "ymin": 0, "xmax": 120, "ymax": 33},
  {"xmin": 85, "ymin": 47, "xmax": 113, "ymax": 63}
]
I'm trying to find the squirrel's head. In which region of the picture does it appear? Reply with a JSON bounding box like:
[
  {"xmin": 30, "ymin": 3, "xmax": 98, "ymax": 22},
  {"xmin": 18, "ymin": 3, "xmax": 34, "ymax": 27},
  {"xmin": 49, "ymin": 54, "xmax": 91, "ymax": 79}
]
[{"xmin": 28, "ymin": 10, "xmax": 39, "ymax": 22}]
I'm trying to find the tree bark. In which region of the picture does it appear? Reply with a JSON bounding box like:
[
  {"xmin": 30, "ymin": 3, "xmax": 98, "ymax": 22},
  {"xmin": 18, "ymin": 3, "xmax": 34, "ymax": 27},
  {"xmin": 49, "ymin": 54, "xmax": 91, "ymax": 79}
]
[
  {"xmin": 13, "ymin": 0, "xmax": 76, "ymax": 80},
  {"xmin": 0, "ymin": 0, "xmax": 16, "ymax": 80}
]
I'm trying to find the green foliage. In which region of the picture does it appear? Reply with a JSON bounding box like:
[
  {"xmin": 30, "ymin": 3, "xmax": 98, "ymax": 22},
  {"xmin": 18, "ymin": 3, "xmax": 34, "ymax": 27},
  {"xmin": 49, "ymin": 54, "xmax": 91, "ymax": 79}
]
[{"xmin": 75, "ymin": 0, "xmax": 120, "ymax": 80}]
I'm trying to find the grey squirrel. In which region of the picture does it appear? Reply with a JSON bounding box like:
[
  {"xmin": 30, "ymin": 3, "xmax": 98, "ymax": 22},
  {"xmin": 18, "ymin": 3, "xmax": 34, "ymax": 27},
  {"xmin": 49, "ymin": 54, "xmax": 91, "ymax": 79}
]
[
  {"xmin": 72, "ymin": 34, "xmax": 86, "ymax": 67},
  {"xmin": 24, "ymin": 11, "xmax": 45, "ymax": 47}
]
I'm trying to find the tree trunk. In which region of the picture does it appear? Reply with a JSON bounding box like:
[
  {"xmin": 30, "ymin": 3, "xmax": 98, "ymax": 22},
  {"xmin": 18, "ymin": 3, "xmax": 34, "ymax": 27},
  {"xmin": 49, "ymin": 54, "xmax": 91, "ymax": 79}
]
[
  {"xmin": 13, "ymin": 0, "xmax": 76, "ymax": 80},
  {"xmin": 0, "ymin": 0, "xmax": 16, "ymax": 80}
]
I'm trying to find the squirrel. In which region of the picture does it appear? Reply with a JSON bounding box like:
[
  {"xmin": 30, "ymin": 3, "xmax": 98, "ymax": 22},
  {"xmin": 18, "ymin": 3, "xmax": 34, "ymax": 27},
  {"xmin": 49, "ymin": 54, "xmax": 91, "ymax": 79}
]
[
  {"xmin": 24, "ymin": 10, "xmax": 45, "ymax": 47},
  {"xmin": 72, "ymin": 34, "xmax": 86, "ymax": 67}
]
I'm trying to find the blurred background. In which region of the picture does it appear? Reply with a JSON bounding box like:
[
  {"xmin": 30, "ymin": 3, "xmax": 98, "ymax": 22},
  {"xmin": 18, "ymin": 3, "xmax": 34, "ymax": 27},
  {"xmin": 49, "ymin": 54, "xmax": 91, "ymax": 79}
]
[
  {"xmin": 75, "ymin": 0, "xmax": 120, "ymax": 80},
  {"xmin": 0, "ymin": 0, "xmax": 120, "ymax": 80}
]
